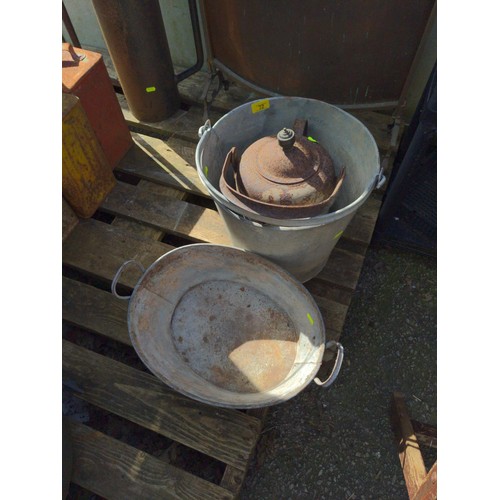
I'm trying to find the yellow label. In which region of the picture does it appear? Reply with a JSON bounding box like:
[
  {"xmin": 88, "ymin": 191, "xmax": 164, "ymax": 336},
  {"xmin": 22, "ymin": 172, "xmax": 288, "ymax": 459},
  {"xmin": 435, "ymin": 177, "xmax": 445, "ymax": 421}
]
[
  {"xmin": 146, "ymin": 86, "xmax": 156, "ymax": 93},
  {"xmin": 334, "ymin": 230, "xmax": 344, "ymax": 239},
  {"xmin": 251, "ymin": 99, "xmax": 270, "ymax": 113},
  {"xmin": 307, "ymin": 313, "xmax": 314, "ymax": 325}
]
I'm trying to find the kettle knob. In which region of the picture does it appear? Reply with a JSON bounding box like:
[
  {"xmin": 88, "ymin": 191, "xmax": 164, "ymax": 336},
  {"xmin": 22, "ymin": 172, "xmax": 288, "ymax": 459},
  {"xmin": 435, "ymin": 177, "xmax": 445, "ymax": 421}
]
[{"xmin": 277, "ymin": 128, "xmax": 295, "ymax": 151}]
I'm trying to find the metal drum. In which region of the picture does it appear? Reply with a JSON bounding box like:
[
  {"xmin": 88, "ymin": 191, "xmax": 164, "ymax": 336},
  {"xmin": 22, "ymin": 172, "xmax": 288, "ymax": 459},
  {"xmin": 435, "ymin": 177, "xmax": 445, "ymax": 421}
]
[
  {"xmin": 196, "ymin": 96, "xmax": 385, "ymax": 282},
  {"xmin": 112, "ymin": 244, "xmax": 343, "ymax": 409}
]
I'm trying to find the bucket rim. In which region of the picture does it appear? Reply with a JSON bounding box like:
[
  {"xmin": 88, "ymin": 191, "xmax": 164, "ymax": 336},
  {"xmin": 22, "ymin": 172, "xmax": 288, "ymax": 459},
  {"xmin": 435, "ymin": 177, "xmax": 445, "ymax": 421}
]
[{"xmin": 195, "ymin": 96, "xmax": 381, "ymax": 228}]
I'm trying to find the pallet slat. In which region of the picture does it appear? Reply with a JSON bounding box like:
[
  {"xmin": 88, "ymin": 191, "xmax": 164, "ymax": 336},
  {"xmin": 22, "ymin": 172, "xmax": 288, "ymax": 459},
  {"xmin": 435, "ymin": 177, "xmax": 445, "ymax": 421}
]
[
  {"xmin": 63, "ymin": 197, "xmax": 79, "ymax": 241},
  {"xmin": 317, "ymin": 247, "xmax": 366, "ymax": 291},
  {"xmin": 99, "ymin": 181, "xmax": 367, "ymax": 292},
  {"xmin": 63, "ymin": 340, "xmax": 261, "ymax": 470},
  {"xmin": 62, "ymin": 277, "xmax": 131, "ymax": 346},
  {"xmin": 111, "ymin": 180, "xmax": 188, "ymax": 241},
  {"xmin": 341, "ymin": 197, "xmax": 382, "ymax": 245},
  {"xmin": 68, "ymin": 420, "xmax": 233, "ymax": 500},
  {"xmin": 117, "ymin": 134, "xmax": 380, "ymax": 250},
  {"xmin": 117, "ymin": 133, "xmax": 208, "ymax": 197},
  {"xmin": 118, "ymin": 94, "xmax": 224, "ymax": 142},
  {"xmin": 63, "ymin": 220, "xmax": 348, "ymax": 340},
  {"xmin": 63, "ymin": 219, "xmax": 172, "ymax": 288},
  {"xmin": 102, "ymin": 180, "xmax": 230, "ymax": 244}
]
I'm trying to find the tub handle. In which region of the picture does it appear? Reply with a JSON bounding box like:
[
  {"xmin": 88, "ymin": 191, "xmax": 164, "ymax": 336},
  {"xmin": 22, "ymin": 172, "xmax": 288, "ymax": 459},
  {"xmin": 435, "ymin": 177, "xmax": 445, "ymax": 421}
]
[
  {"xmin": 314, "ymin": 340, "xmax": 344, "ymax": 388},
  {"xmin": 111, "ymin": 260, "xmax": 146, "ymax": 300}
]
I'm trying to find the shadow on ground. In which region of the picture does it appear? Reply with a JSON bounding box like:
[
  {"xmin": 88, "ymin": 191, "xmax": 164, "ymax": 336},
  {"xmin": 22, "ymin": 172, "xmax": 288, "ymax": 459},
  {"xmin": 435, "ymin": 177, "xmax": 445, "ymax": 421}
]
[{"xmin": 240, "ymin": 244, "xmax": 437, "ymax": 500}]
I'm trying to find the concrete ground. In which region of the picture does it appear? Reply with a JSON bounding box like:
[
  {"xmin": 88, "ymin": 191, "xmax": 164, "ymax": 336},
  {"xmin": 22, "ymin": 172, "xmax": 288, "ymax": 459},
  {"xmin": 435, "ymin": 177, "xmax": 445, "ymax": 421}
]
[{"xmin": 240, "ymin": 244, "xmax": 437, "ymax": 499}]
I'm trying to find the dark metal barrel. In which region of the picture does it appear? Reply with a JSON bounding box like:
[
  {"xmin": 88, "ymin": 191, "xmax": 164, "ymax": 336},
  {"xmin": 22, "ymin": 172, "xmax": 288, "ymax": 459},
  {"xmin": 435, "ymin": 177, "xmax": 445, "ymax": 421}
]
[{"xmin": 92, "ymin": 0, "xmax": 181, "ymax": 122}]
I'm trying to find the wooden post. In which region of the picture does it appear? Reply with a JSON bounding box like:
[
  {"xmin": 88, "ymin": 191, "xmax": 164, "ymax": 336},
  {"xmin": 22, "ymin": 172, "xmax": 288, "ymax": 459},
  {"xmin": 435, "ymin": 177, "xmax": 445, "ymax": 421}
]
[
  {"xmin": 391, "ymin": 392, "xmax": 428, "ymax": 498},
  {"xmin": 413, "ymin": 462, "xmax": 437, "ymax": 500}
]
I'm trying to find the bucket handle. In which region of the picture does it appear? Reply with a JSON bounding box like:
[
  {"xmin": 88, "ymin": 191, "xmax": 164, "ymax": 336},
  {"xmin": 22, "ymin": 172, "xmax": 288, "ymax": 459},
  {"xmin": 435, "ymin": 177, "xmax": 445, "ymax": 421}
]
[
  {"xmin": 111, "ymin": 260, "xmax": 146, "ymax": 300},
  {"xmin": 376, "ymin": 171, "xmax": 386, "ymax": 190},
  {"xmin": 314, "ymin": 340, "xmax": 344, "ymax": 388},
  {"xmin": 198, "ymin": 119, "xmax": 212, "ymax": 139}
]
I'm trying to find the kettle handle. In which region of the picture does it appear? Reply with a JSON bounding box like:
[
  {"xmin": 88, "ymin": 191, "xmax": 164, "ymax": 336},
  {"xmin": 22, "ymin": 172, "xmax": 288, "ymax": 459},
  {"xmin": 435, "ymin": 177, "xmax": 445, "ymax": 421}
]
[
  {"xmin": 293, "ymin": 118, "xmax": 308, "ymax": 137},
  {"xmin": 221, "ymin": 147, "xmax": 239, "ymax": 189}
]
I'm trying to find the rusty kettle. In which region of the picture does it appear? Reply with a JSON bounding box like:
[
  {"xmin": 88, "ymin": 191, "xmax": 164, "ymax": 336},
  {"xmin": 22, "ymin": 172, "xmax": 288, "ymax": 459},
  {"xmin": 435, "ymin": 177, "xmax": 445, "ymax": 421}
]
[{"xmin": 219, "ymin": 119, "xmax": 345, "ymax": 219}]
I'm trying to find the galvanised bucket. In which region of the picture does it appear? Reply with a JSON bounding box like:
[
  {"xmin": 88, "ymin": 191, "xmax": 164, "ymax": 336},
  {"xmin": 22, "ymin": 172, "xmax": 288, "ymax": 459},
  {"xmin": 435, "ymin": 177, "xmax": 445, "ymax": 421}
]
[{"xmin": 196, "ymin": 97, "xmax": 385, "ymax": 282}]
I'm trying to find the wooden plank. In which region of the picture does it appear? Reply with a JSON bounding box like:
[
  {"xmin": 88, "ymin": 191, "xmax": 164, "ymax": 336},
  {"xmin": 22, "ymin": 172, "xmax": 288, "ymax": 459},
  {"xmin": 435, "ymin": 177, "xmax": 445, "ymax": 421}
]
[
  {"xmin": 63, "ymin": 218, "xmax": 347, "ymax": 340},
  {"xmin": 63, "ymin": 219, "xmax": 172, "ymax": 288},
  {"xmin": 341, "ymin": 196, "xmax": 382, "ymax": 246},
  {"xmin": 116, "ymin": 132, "xmax": 382, "ymax": 249},
  {"xmin": 314, "ymin": 296, "xmax": 349, "ymax": 341},
  {"xmin": 391, "ymin": 392, "xmax": 427, "ymax": 498},
  {"xmin": 305, "ymin": 278, "xmax": 353, "ymax": 307},
  {"xmin": 62, "ymin": 277, "xmax": 131, "ymax": 346},
  {"xmin": 137, "ymin": 179, "xmax": 189, "ymax": 200},
  {"xmin": 101, "ymin": 182, "xmax": 370, "ymax": 295},
  {"xmin": 98, "ymin": 181, "xmax": 351, "ymax": 333},
  {"xmin": 220, "ymin": 408, "xmax": 268, "ymax": 496},
  {"xmin": 335, "ymin": 238, "xmax": 369, "ymax": 258},
  {"xmin": 111, "ymin": 217, "xmax": 164, "ymax": 241},
  {"xmin": 413, "ymin": 462, "xmax": 437, "ymax": 500},
  {"xmin": 116, "ymin": 133, "xmax": 209, "ymax": 197},
  {"xmin": 101, "ymin": 181, "xmax": 231, "ymax": 245},
  {"xmin": 111, "ymin": 180, "xmax": 188, "ymax": 241},
  {"xmin": 63, "ymin": 340, "xmax": 261, "ymax": 470},
  {"xmin": 69, "ymin": 420, "xmax": 233, "ymax": 500},
  {"xmin": 220, "ymin": 468, "xmax": 247, "ymax": 497},
  {"xmin": 317, "ymin": 248, "xmax": 366, "ymax": 291},
  {"xmin": 63, "ymin": 197, "xmax": 79, "ymax": 241},
  {"xmin": 118, "ymin": 94, "xmax": 224, "ymax": 142}
]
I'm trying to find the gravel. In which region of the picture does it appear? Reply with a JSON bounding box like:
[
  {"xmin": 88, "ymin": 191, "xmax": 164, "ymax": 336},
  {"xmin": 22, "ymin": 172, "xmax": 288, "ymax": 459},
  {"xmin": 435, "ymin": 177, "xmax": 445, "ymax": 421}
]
[{"xmin": 240, "ymin": 244, "xmax": 437, "ymax": 499}]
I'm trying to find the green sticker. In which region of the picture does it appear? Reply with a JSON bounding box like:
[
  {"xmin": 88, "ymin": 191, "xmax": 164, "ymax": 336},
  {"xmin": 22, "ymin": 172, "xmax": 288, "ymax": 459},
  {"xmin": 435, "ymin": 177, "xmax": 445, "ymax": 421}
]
[
  {"xmin": 146, "ymin": 86, "xmax": 156, "ymax": 93},
  {"xmin": 334, "ymin": 230, "xmax": 344, "ymax": 239},
  {"xmin": 203, "ymin": 166, "xmax": 209, "ymax": 177},
  {"xmin": 307, "ymin": 136, "xmax": 318, "ymax": 143},
  {"xmin": 307, "ymin": 313, "xmax": 314, "ymax": 325}
]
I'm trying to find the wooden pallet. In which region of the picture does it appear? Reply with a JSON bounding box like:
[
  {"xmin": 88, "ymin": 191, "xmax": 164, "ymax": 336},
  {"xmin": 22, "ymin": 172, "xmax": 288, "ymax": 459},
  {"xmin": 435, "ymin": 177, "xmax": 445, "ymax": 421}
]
[
  {"xmin": 62, "ymin": 73, "xmax": 400, "ymax": 499},
  {"xmin": 391, "ymin": 392, "xmax": 437, "ymax": 499}
]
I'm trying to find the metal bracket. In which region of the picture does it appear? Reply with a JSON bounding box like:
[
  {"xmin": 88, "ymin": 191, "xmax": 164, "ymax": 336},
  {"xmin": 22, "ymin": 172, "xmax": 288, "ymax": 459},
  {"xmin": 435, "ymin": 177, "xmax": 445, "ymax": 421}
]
[{"xmin": 201, "ymin": 69, "xmax": 230, "ymax": 121}]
